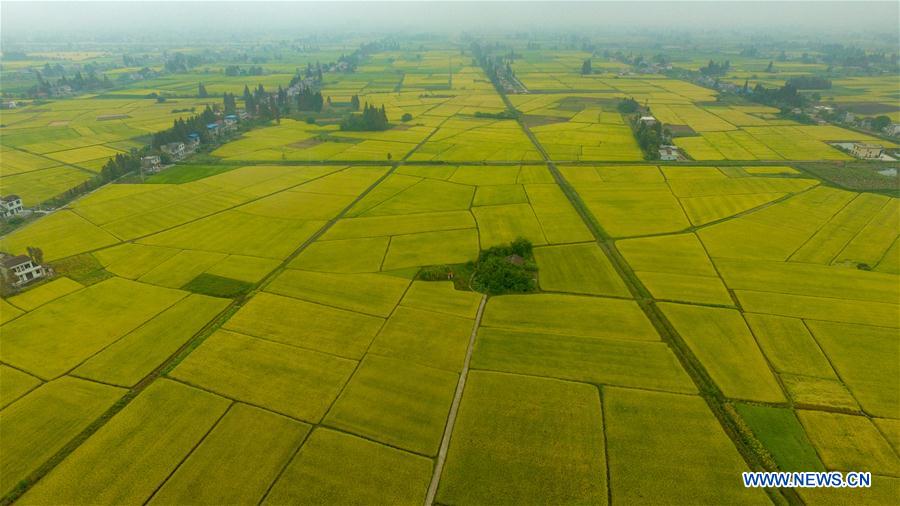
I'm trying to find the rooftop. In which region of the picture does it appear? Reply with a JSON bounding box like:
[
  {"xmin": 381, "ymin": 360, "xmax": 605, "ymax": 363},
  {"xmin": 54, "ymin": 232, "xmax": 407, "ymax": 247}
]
[{"xmin": 0, "ymin": 255, "xmax": 32, "ymax": 268}]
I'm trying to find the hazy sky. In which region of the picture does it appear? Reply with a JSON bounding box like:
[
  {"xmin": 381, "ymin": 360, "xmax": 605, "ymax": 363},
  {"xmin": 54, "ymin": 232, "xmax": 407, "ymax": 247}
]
[{"xmin": 3, "ymin": 1, "xmax": 899, "ymax": 38}]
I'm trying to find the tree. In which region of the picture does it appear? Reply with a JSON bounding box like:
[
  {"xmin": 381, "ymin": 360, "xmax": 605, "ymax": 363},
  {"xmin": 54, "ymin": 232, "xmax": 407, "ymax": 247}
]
[
  {"xmin": 581, "ymin": 58, "xmax": 592, "ymax": 75},
  {"xmin": 350, "ymin": 94, "xmax": 360, "ymax": 111},
  {"xmin": 765, "ymin": 61, "xmax": 775, "ymax": 73},
  {"xmin": 198, "ymin": 82, "xmax": 208, "ymax": 98},
  {"xmin": 26, "ymin": 246, "xmax": 44, "ymax": 265},
  {"xmin": 617, "ymin": 97, "xmax": 640, "ymax": 114},
  {"xmin": 872, "ymin": 115, "xmax": 892, "ymax": 131}
]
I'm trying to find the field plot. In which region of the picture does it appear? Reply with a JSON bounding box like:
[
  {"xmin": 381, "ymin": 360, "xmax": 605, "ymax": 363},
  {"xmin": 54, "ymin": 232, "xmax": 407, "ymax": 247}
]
[
  {"xmin": 660, "ymin": 303, "xmax": 785, "ymax": 403},
  {"xmin": 407, "ymin": 118, "xmax": 541, "ymax": 162},
  {"xmin": 604, "ymin": 387, "xmax": 768, "ymax": 505},
  {"xmin": 673, "ymin": 124, "xmax": 888, "ymax": 161},
  {"xmin": 0, "ymin": 377, "xmax": 124, "ymax": 496},
  {"xmin": 4, "ymin": 39, "xmax": 900, "ymax": 506},
  {"xmin": 1, "ymin": 209, "xmax": 120, "ymax": 261},
  {"xmin": 534, "ymin": 242, "xmax": 630, "ymax": 296},
  {"xmin": 437, "ymin": 371, "xmax": 606, "ymax": 506},
  {"xmin": 510, "ymin": 94, "xmax": 643, "ymax": 161},
  {"xmin": 324, "ymin": 354, "xmax": 457, "ymax": 455},
  {"xmin": 170, "ymin": 329, "xmax": 356, "ymax": 422},
  {"xmin": 698, "ymin": 186, "xmax": 855, "ymax": 260},
  {"xmin": 148, "ymin": 404, "xmax": 310, "ymax": 506},
  {"xmin": 1, "ymin": 277, "xmax": 186, "ymax": 379},
  {"xmin": 18, "ymin": 379, "xmax": 229, "ymax": 505},
  {"xmin": 6, "ymin": 277, "xmax": 83, "ymax": 311},
  {"xmin": 0, "ymin": 96, "xmax": 220, "ymax": 200},
  {"xmin": 72, "ymin": 294, "xmax": 229, "ymax": 386},
  {"xmin": 265, "ymin": 428, "xmax": 432, "ymax": 506},
  {"xmin": 368, "ymin": 306, "xmax": 474, "ymax": 372},
  {"xmin": 0, "ymin": 166, "xmax": 93, "ymax": 206},
  {"xmin": 617, "ymin": 233, "xmax": 732, "ymax": 305},
  {"xmin": 560, "ymin": 165, "xmax": 691, "ymax": 237}
]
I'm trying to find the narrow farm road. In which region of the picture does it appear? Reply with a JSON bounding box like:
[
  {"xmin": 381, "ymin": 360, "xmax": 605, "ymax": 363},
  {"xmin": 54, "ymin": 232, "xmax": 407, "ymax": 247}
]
[{"xmin": 425, "ymin": 294, "xmax": 487, "ymax": 506}]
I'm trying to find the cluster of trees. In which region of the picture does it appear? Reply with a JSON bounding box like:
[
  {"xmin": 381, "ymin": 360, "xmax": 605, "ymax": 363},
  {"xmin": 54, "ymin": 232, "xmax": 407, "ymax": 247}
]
[
  {"xmin": 122, "ymin": 54, "xmax": 148, "ymax": 67},
  {"xmin": 633, "ymin": 117, "xmax": 664, "ymax": 160},
  {"xmin": 617, "ymin": 97, "xmax": 640, "ymax": 113},
  {"xmin": 474, "ymin": 110, "xmax": 517, "ymax": 120},
  {"xmin": 700, "ymin": 60, "xmax": 731, "ymax": 76},
  {"xmin": 786, "ymin": 76, "xmax": 832, "ymax": 90},
  {"xmin": 223, "ymin": 92, "xmax": 238, "ymax": 114},
  {"xmin": 581, "ymin": 59, "xmax": 592, "ymax": 75},
  {"xmin": 151, "ymin": 106, "xmax": 217, "ymax": 149},
  {"xmin": 472, "ymin": 238, "xmax": 538, "ymax": 295},
  {"xmin": 296, "ymin": 87, "xmax": 324, "ymax": 112},
  {"xmin": 749, "ymin": 82, "xmax": 806, "ymax": 109},
  {"xmin": 99, "ymin": 151, "xmax": 142, "ymax": 181},
  {"xmin": 471, "ymin": 42, "xmax": 518, "ymax": 90},
  {"xmin": 39, "ymin": 63, "xmax": 66, "ymax": 77},
  {"xmin": 30, "ymin": 70, "xmax": 113, "ymax": 96},
  {"xmin": 340, "ymin": 103, "xmax": 389, "ymax": 131},
  {"xmin": 295, "ymin": 62, "xmax": 324, "ymax": 82},
  {"xmin": 224, "ymin": 65, "xmax": 264, "ymax": 77},
  {"xmin": 163, "ymin": 52, "xmax": 207, "ymax": 73},
  {"xmin": 820, "ymin": 44, "xmax": 899, "ymax": 69}
]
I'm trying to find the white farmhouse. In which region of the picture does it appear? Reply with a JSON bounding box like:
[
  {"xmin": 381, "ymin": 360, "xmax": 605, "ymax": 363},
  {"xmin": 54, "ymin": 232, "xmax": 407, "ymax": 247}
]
[
  {"xmin": 0, "ymin": 254, "xmax": 46, "ymax": 287},
  {"xmin": 0, "ymin": 195, "xmax": 24, "ymax": 218}
]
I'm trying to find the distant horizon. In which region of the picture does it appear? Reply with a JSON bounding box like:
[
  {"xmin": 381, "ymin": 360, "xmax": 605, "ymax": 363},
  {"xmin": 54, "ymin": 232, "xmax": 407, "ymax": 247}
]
[{"xmin": 3, "ymin": 1, "xmax": 899, "ymax": 40}]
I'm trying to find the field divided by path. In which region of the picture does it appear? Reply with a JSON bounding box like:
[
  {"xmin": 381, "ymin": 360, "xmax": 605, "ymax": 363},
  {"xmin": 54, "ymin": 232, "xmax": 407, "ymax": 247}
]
[{"xmin": 2, "ymin": 42, "xmax": 899, "ymax": 506}]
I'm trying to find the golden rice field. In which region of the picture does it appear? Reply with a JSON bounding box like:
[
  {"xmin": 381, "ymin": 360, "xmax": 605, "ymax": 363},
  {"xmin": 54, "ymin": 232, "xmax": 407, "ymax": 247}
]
[{"xmin": 1, "ymin": 42, "xmax": 898, "ymax": 506}]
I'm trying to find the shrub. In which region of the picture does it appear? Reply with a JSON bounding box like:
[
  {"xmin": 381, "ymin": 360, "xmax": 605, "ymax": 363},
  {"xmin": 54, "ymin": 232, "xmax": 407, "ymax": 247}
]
[{"xmin": 401, "ymin": 113, "xmax": 413, "ymax": 122}]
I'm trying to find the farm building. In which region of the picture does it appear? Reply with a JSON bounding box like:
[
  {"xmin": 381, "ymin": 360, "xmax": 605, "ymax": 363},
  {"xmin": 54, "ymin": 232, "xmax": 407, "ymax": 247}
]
[
  {"xmin": 162, "ymin": 142, "xmax": 186, "ymax": 160},
  {"xmin": 659, "ymin": 145, "xmax": 680, "ymax": 161},
  {"xmin": 141, "ymin": 155, "xmax": 162, "ymax": 173},
  {"xmin": 0, "ymin": 195, "xmax": 24, "ymax": 218},
  {"xmin": 849, "ymin": 142, "xmax": 884, "ymax": 159},
  {"xmin": 0, "ymin": 254, "xmax": 46, "ymax": 287}
]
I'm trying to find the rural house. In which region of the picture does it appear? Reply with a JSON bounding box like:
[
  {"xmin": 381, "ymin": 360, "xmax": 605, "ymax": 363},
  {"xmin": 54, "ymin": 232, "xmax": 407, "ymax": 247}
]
[
  {"xmin": 0, "ymin": 195, "xmax": 24, "ymax": 218},
  {"xmin": 141, "ymin": 155, "xmax": 162, "ymax": 173},
  {"xmin": 639, "ymin": 115, "xmax": 657, "ymax": 126},
  {"xmin": 0, "ymin": 254, "xmax": 46, "ymax": 287},
  {"xmin": 849, "ymin": 142, "xmax": 884, "ymax": 159},
  {"xmin": 658, "ymin": 145, "xmax": 680, "ymax": 161},
  {"xmin": 162, "ymin": 142, "xmax": 186, "ymax": 160}
]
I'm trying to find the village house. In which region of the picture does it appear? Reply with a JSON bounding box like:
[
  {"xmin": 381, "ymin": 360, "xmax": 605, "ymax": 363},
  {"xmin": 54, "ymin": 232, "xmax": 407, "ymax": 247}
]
[
  {"xmin": 0, "ymin": 254, "xmax": 46, "ymax": 287},
  {"xmin": 141, "ymin": 155, "xmax": 162, "ymax": 173},
  {"xmin": 658, "ymin": 145, "xmax": 680, "ymax": 161},
  {"xmin": 187, "ymin": 132, "xmax": 201, "ymax": 150},
  {"xmin": 223, "ymin": 114, "xmax": 239, "ymax": 133},
  {"xmin": 849, "ymin": 142, "xmax": 884, "ymax": 159},
  {"xmin": 0, "ymin": 195, "xmax": 24, "ymax": 219},
  {"xmin": 885, "ymin": 124, "xmax": 900, "ymax": 137},
  {"xmin": 638, "ymin": 115, "xmax": 657, "ymax": 126},
  {"xmin": 207, "ymin": 122, "xmax": 221, "ymax": 137},
  {"xmin": 162, "ymin": 142, "xmax": 186, "ymax": 160}
]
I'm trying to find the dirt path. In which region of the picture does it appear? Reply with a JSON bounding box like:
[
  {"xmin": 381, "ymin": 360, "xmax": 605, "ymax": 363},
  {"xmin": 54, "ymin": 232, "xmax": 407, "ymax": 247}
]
[{"xmin": 425, "ymin": 294, "xmax": 487, "ymax": 506}]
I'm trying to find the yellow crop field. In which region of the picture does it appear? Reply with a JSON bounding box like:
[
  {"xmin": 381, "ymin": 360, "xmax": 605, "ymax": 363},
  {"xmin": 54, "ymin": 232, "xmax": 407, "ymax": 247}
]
[
  {"xmin": 18, "ymin": 379, "xmax": 230, "ymax": 505},
  {"xmin": 3, "ymin": 29, "xmax": 898, "ymax": 506},
  {"xmin": 0, "ymin": 377, "xmax": 124, "ymax": 496},
  {"xmin": 1, "ymin": 277, "xmax": 186, "ymax": 379}
]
